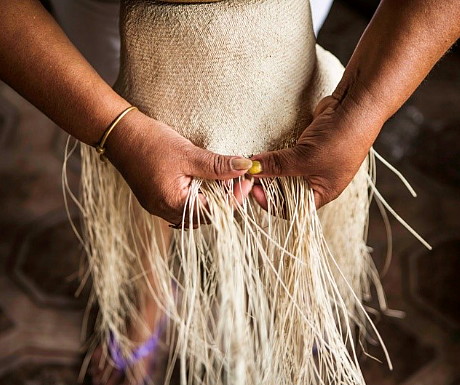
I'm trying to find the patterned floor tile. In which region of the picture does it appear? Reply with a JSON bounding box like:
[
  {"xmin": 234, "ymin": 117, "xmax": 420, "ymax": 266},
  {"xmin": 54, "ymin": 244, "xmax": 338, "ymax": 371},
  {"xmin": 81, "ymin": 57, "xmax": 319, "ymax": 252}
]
[
  {"xmin": 361, "ymin": 318, "xmax": 435, "ymax": 384},
  {"xmin": 0, "ymin": 363, "xmax": 81, "ymax": 385},
  {"xmin": 9, "ymin": 212, "xmax": 89, "ymax": 309},
  {"xmin": 413, "ymin": 238, "xmax": 460, "ymax": 328},
  {"xmin": 1, "ymin": 0, "xmax": 459, "ymax": 383}
]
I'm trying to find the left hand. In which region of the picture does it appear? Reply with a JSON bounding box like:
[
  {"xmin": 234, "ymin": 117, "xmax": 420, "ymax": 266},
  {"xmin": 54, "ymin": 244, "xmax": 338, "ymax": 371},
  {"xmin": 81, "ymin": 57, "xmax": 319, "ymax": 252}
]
[{"xmin": 250, "ymin": 96, "xmax": 379, "ymax": 209}]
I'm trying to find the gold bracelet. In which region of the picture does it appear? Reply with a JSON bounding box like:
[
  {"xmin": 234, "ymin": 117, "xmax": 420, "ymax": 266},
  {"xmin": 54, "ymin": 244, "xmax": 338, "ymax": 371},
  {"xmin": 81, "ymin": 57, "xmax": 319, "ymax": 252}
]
[{"xmin": 95, "ymin": 106, "xmax": 138, "ymax": 161}]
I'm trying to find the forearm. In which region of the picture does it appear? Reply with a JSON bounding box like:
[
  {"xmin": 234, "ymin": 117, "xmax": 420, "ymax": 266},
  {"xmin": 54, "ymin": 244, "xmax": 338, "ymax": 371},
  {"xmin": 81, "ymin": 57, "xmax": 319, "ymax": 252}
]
[
  {"xmin": 0, "ymin": 0, "xmax": 129, "ymax": 145},
  {"xmin": 333, "ymin": 0, "xmax": 460, "ymax": 143}
]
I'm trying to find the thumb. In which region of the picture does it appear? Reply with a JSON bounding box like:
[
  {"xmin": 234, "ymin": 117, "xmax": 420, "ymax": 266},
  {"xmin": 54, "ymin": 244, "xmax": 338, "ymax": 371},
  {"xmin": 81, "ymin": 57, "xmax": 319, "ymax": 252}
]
[
  {"xmin": 313, "ymin": 95, "xmax": 340, "ymax": 119},
  {"xmin": 250, "ymin": 147, "xmax": 306, "ymax": 177},
  {"xmin": 187, "ymin": 146, "xmax": 253, "ymax": 180}
]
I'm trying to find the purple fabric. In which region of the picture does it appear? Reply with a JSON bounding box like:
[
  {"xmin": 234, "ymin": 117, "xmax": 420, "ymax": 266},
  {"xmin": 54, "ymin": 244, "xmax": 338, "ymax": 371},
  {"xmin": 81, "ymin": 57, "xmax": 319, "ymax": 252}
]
[{"xmin": 109, "ymin": 318, "xmax": 165, "ymax": 371}]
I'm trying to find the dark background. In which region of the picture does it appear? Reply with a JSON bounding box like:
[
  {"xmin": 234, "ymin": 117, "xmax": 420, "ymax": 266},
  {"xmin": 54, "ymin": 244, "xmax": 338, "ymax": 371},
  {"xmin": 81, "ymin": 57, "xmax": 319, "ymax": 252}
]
[{"xmin": 0, "ymin": 1, "xmax": 459, "ymax": 384}]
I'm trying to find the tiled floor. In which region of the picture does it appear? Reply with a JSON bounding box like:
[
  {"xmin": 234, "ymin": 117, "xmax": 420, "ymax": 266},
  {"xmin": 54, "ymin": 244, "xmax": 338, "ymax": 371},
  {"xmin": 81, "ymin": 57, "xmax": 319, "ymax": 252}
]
[{"xmin": 0, "ymin": 1, "xmax": 459, "ymax": 384}]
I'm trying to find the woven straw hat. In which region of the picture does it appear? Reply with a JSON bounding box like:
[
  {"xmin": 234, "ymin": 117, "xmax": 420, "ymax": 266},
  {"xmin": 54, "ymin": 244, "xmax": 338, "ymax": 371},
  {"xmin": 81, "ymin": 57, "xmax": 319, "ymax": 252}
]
[{"xmin": 116, "ymin": 0, "xmax": 344, "ymax": 155}]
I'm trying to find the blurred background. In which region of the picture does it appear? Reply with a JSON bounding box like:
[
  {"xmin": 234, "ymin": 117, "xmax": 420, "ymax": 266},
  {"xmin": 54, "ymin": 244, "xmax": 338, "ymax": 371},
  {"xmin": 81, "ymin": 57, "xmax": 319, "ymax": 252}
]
[{"xmin": 0, "ymin": 0, "xmax": 459, "ymax": 384}]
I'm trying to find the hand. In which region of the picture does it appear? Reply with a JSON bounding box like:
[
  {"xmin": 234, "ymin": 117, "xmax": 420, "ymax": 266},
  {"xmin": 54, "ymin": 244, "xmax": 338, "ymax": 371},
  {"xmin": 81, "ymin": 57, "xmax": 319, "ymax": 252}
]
[
  {"xmin": 104, "ymin": 110, "xmax": 254, "ymax": 225},
  {"xmin": 250, "ymin": 96, "xmax": 379, "ymax": 209}
]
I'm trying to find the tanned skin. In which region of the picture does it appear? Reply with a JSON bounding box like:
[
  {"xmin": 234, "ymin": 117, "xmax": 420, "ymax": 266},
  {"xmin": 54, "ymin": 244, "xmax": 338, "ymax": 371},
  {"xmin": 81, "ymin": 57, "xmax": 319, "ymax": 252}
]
[
  {"xmin": 251, "ymin": 0, "xmax": 460, "ymax": 208},
  {"xmin": 1, "ymin": 1, "xmax": 459, "ymax": 215}
]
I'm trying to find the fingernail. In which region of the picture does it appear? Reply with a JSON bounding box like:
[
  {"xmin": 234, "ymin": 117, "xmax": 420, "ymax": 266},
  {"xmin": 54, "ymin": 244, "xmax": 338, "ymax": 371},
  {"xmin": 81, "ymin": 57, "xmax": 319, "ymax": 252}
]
[
  {"xmin": 231, "ymin": 158, "xmax": 253, "ymax": 170},
  {"xmin": 248, "ymin": 161, "xmax": 262, "ymax": 175}
]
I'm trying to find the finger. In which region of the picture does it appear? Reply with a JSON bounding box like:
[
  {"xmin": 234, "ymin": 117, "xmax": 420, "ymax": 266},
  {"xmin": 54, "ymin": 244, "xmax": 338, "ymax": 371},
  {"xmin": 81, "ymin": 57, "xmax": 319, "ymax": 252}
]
[
  {"xmin": 313, "ymin": 95, "xmax": 338, "ymax": 118},
  {"xmin": 167, "ymin": 193, "xmax": 211, "ymax": 229},
  {"xmin": 249, "ymin": 146, "xmax": 307, "ymax": 178},
  {"xmin": 232, "ymin": 178, "xmax": 254, "ymax": 206},
  {"xmin": 251, "ymin": 185, "xmax": 268, "ymax": 211},
  {"xmin": 188, "ymin": 146, "xmax": 253, "ymax": 180},
  {"xmin": 169, "ymin": 178, "xmax": 254, "ymax": 229},
  {"xmin": 195, "ymin": 193, "xmax": 212, "ymax": 227},
  {"xmin": 251, "ymin": 180, "xmax": 288, "ymax": 218},
  {"xmin": 313, "ymin": 190, "xmax": 322, "ymax": 210}
]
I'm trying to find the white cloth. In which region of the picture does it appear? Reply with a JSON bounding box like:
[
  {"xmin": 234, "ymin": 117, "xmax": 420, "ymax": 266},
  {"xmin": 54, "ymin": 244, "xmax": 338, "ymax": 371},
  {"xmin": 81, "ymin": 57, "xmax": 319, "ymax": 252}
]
[{"xmin": 310, "ymin": 0, "xmax": 334, "ymax": 35}]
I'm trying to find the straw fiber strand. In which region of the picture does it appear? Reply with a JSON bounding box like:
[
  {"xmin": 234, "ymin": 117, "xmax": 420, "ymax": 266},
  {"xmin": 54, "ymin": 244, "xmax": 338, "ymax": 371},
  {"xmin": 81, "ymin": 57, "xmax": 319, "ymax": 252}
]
[{"xmin": 73, "ymin": 1, "xmax": 390, "ymax": 384}]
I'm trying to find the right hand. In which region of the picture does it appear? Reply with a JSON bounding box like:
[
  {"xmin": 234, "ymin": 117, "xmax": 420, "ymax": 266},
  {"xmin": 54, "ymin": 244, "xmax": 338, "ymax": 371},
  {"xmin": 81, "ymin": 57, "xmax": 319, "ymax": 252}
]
[{"xmin": 104, "ymin": 110, "xmax": 254, "ymax": 226}]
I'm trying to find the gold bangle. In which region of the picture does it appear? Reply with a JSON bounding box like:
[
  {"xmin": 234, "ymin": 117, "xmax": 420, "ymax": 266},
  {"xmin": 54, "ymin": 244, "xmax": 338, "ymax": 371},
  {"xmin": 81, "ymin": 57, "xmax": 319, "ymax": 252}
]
[{"xmin": 95, "ymin": 106, "xmax": 138, "ymax": 161}]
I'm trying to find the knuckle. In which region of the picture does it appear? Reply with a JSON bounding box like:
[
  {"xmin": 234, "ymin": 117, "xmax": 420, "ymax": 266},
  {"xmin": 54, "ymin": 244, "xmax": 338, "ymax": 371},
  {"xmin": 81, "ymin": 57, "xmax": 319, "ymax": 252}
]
[
  {"xmin": 181, "ymin": 144, "xmax": 194, "ymax": 164},
  {"xmin": 324, "ymin": 186, "xmax": 341, "ymax": 205},
  {"xmin": 266, "ymin": 152, "xmax": 283, "ymax": 175},
  {"xmin": 183, "ymin": 145, "xmax": 200, "ymax": 172},
  {"xmin": 293, "ymin": 144, "xmax": 310, "ymax": 160},
  {"xmin": 314, "ymin": 189, "xmax": 325, "ymax": 208},
  {"xmin": 311, "ymin": 182, "xmax": 328, "ymax": 208},
  {"xmin": 326, "ymin": 192, "xmax": 338, "ymax": 205},
  {"xmin": 312, "ymin": 177, "xmax": 345, "ymax": 208},
  {"xmin": 213, "ymin": 155, "xmax": 227, "ymax": 177}
]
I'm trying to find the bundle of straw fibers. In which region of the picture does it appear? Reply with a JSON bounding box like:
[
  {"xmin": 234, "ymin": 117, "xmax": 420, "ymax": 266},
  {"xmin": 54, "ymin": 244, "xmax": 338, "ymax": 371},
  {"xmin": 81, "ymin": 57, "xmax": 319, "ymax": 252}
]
[{"xmin": 77, "ymin": 0, "xmax": 387, "ymax": 384}]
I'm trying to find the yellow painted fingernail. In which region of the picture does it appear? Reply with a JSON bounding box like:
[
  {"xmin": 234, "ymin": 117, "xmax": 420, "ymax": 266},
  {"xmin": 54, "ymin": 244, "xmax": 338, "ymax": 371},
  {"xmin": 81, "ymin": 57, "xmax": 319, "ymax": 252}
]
[{"xmin": 248, "ymin": 161, "xmax": 262, "ymax": 175}]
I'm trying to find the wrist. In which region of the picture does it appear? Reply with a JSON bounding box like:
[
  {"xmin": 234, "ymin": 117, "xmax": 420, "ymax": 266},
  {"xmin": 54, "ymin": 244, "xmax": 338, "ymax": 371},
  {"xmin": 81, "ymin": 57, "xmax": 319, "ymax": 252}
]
[
  {"xmin": 103, "ymin": 108, "xmax": 150, "ymax": 166},
  {"xmin": 80, "ymin": 88, "xmax": 132, "ymax": 147},
  {"xmin": 331, "ymin": 74, "xmax": 388, "ymax": 145}
]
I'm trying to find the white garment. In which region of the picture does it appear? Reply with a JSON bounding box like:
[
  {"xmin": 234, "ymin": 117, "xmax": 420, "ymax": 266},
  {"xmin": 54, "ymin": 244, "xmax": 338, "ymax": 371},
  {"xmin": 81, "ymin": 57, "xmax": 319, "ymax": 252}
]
[
  {"xmin": 50, "ymin": 0, "xmax": 333, "ymax": 84},
  {"xmin": 311, "ymin": 0, "xmax": 334, "ymax": 35}
]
